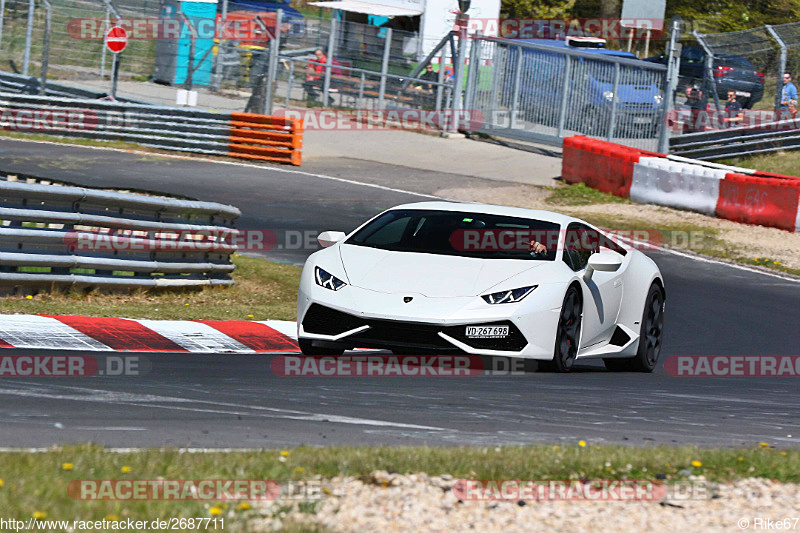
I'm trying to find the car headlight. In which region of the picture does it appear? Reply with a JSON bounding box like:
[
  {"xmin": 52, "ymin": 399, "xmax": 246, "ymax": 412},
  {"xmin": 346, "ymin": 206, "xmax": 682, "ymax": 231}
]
[
  {"xmin": 654, "ymin": 94, "xmax": 663, "ymax": 105},
  {"xmin": 603, "ymin": 90, "xmax": 614, "ymax": 102},
  {"xmin": 315, "ymin": 266, "xmax": 346, "ymax": 291},
  {"xmin": 482, "ymin": 285, "xmax": 537, "ymax": 304}
]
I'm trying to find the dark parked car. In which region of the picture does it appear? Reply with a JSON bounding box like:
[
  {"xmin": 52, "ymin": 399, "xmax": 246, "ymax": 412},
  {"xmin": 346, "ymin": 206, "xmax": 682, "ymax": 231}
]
[{"xmin": 645, "ymin": 45, "xmax": 765, "ymax": 108}]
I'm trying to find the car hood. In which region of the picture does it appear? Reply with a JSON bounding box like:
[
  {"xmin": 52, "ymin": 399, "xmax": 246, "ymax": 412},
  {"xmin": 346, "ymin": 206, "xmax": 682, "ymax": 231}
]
[{"xmin": 338, "ymin": 244, "xmax": 545, "ymax": 297}]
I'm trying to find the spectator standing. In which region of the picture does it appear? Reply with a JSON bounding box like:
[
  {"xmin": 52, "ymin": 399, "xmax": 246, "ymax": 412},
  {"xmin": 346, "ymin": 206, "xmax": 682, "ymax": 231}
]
[
  {"xmin": 413, "ymin": 64, "xmax": 439, "ymax": 108},
  {"xmin": 304, "ymin": 49, "xmax": 333, "ymax": 106},
  {"xmin": 684, "ymin": 84, "xmax": 708, "ymax": 132},
  {"xmin": 722, "ymin": 91, "xmax": 743, "ymax": 128},
  {"xmin": 780, "ymin": 72, "xmax": 798, "ymax": 120}
]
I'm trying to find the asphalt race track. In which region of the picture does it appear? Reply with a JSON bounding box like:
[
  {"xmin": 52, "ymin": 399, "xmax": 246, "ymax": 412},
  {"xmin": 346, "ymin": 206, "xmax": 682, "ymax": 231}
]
[{"xmin": 0, "ymin": 140, "xmax": 798, "ymax": 449}]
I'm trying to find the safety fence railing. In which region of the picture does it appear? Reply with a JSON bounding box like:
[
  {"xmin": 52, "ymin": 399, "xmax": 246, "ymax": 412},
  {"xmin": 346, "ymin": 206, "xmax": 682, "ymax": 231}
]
[
  {"xmin": 669, "ymin": 118, "xmax": 800, "ymax": 160},
  {"xmin": 0, "ymin": 172, "xmax": 242, "ymax": 293},
  {"xmin": 469, "ymin": 35, "xmax": 671, "ymax": 151},
  {"xmin": 0, "ymin": 93, "xmax": 304, "ymax": 165}
]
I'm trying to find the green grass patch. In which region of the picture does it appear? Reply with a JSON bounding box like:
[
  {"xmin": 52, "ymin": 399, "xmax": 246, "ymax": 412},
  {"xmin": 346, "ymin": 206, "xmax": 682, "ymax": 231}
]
[
  {"xmin": 546, "ymin": 183, "xmax": 630, "ymax": 206},
  {"xmin": 719, "ymin": 150, "xmax": 800, "ymax": 177},
  {"xmin": 0, "ymin": 255, "xmax": 302, "ymax": 321},
  {"xmin": 0, "ymin": 129, "xmax": 146, "ymax": 152},
  {"xmin": 0, "ymin": 443, "xmax": 795, "ymax": 529}
]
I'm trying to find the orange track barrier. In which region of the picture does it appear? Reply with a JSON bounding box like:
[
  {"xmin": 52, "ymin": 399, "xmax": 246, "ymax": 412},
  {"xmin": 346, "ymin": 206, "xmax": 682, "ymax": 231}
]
[{"xmin": 227, "ymin": 113, "xmax": 303, "ymax": 166}]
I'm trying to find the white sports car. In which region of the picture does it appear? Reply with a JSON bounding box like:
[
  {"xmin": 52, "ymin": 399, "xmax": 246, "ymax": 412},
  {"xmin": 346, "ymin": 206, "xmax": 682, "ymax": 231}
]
[{"xmin": 296, "ymin": 202, "xmax": 665, "ymax": 372}]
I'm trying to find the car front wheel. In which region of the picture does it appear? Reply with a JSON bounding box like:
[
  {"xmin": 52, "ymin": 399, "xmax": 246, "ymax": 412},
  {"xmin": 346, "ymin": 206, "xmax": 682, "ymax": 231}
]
[{"xmin": 541, "ymin": 286, "xmax": 582, "ymax": 373}]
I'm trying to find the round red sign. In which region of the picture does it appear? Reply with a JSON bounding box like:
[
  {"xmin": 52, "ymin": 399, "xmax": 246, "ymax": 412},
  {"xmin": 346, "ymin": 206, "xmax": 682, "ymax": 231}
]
[{"xmin": 105, "ymin": 26, "xmax": 128, "ymax": 54}]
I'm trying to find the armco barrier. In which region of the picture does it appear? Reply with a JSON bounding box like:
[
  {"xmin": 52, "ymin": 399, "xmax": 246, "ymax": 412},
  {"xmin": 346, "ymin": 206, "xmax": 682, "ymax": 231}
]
[
  {"xmin": 0, "ymin": 94, "xmax": 303, "ymax": 166},
  {"xmin": 562, "ymin": 136, "xmax": 800, "ymax": 233},
  {"xmin": 0, "ymin": 172, "xmax": 241, "ymax": 293}
]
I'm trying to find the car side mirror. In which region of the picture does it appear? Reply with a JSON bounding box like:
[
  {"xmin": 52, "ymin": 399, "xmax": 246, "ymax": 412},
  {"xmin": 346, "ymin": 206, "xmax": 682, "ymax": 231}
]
[
  {"xmin": 584, "ymin": 251, "xmax": 623, "ymax": 282},
  {"xmin": 318, "ymin": 231, "xmax": 346, "ymax": 248}
]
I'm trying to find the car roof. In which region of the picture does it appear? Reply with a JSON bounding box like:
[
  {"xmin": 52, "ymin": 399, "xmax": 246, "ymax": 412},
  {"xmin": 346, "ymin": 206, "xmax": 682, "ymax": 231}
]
[
  {"xmin": 384, "ymin": 201, "xmax": 579, "ymax": 227},
  {"xmin": 518, "ymin": 39, "xmax": 638, "ymax": 58}
]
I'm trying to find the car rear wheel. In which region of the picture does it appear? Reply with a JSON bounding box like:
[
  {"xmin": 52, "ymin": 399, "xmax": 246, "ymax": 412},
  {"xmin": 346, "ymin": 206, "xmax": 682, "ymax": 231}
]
[
  {"xmin": 299, "ymin": 339, "xmax": 345, "ymax": 356},
  {"xmin": 541, "ymin": 286, "xmax": 582, "ymax": 373},
  {"xmin": 603, "ymin": 283, "xmax": 664, "ymax": 372}
]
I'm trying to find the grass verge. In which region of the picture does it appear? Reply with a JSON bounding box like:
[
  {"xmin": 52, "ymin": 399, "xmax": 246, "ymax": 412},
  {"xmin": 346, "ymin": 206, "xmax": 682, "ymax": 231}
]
[
  {"xmin": 0, "ymin": 443, "xmax": 795, "ymax": 529},
  {"xmin": 546, "ymin": 183, "xmax": 630, "ymax": 206},
  {"xmin": 0, "ymin": 255, "xmax": 302, "ymax": 321},
  {"xmin": 720, "ymin": 150, "xmax": 800, "ymax": 176}
]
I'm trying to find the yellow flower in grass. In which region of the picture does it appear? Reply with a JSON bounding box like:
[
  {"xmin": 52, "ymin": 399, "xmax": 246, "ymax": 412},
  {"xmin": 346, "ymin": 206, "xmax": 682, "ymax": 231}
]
[
  {"xmin": 578, "ymin": 440, "xmax": 587, "ymax": 448},
  {"xmin": 247, "ymin": 314, "xmax": 254, "ymax": 318},
  {"xmin": 758, "ymin": 442, "xmax": 770, "ymax": 448},
  {"xmin": 737, "ymin": 457, "xmax": 744, "ymax": 461},
  {"xmin": 121, "ymin": 465, "xmax": 132, "ymax": 474},
  {"xmin": 32, "ymin": 512, "xmax": 46, "ymax": 519},
  {"xmin": 691, "ymin": 460, "xmax": 702, "ymax": 468},
  {"xmin": 61, "ymin": 463, "xmax": 73, "ymax": 471},
  {"xmin": 209, "ymin": 507, "xmax": 223, "ymax": 516},
  {"xmin": 106, "ymin": 514, "xmax": 119, "ymax": 522},
  {"xmin": 0, "ymin": 478, "xmax": 4, "ymax": 487},
  {"xmin": 280, "ymin": 450, "xmax": 290, "ymax": 457},
  {"xmin": 25, "ymin": 295, "xmax": 33, "ymax": 300},
  {"xmin": 236, "ymin": 503, "xmax": 252, "ymax": 511}
]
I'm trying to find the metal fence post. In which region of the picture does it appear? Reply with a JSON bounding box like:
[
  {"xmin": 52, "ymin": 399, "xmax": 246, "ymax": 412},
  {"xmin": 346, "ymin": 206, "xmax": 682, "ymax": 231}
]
[
  {"xmin": 39, "ymin": 0, "xmax": 51, "ymax": 95},
  {"xmin": 694, "ymin": 30, "xmax": 722, "ymax": 113},
  {"xmin": 0, "ymin": 0, "xmax": 7, "ymax": 48},
  {"xmin": 765, "ymin": 25, "xmax": 787, "ymax": 115},
  {"xmin": 323, "ymin": 16, "xmax": 336, "ymax": 106},
  {"xmin": 556, "ymin": 55, "xmax": 571, "ymax": 136},
  {"xmin": 264, "ymin": 9, "xmax": 283, "ymax": 115},
  {"xmin": 22, "ymin": 0, "xmax": 34, "ymax": 76},
  {"xmin": 435, "ymin": 47, "xmax": 445, "ymax": 111},
  {"xmin": 658, "ymin": 17, "xmax": 682, "ymax": 153},
  {"xmin": 606, "ymin": 62, "xmax": 620, "ymax": 141},
  {"xmin": 464, "ymin": 33, "xmax": 481, "ymax": 114},
  {"xmin": 378, "ymin": 27, "xmax": 391, "ymax": 109},
  {"xmin": 509, "ymin": 46, "xmax": 523, "ymax": 130},
  {"xmin": 211, "ymin": 0, "xmax": 229, "ymax": 90},
  {"xmin": 285, "ymin": 59, "xmax": 294, "ymax": 108},
  {"xmin": 100, "ymin": 8, "xmax": 110, "ymax": 79},
  {"xmin": 452, "ymin": 29, "xmax": 468, "ymax": 119}
]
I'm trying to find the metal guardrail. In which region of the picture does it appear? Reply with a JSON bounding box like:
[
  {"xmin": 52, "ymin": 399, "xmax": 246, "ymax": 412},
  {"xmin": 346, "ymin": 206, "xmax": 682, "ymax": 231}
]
[
  {"xmin": 669, "ymin": 118, "xmax": 800, "ymax": 160},
  {"xmin": 0, "ymin": 173, "xmax": 241, "ymax": 292},
  {"xmin": 0, "ymin": 93, "xmax": 303, "ymax": 165},
  {"xmin": 0, "ymin": 71, "xmax": 152, "ymax": 104}
]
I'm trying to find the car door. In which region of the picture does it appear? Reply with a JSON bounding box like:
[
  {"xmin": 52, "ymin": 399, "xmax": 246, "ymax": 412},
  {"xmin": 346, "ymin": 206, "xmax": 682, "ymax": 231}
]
[{"xmin": 562, "ymin": 223, "xmax": 625, "ymax": 348}]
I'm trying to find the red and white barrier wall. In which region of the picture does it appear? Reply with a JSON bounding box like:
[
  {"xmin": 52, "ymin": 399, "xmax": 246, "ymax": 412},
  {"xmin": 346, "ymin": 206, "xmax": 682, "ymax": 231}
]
[{"xmin": 562, "ymin": 136, "xmax": 800, "ymax": 232}]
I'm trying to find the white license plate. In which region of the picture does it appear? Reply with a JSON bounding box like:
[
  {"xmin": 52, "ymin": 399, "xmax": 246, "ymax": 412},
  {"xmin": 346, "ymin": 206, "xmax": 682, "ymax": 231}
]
[
  {"xmin": 735, "ymin": 91, "xmax": 751, "ymax": 97},
  {"xmin": 633, "ymin": 117, "xmax": 651, "ymax": 124},
  {"xmin": 466, "ymin": 326, "xmax": 509, "ymax": 339}
]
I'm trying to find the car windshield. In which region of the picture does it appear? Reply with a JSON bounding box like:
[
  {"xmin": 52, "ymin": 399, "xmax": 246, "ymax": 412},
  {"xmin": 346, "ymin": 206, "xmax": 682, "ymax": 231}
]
[{"xmin": 345, "ymin": 209, "xmax": 561, "ymax": 260}]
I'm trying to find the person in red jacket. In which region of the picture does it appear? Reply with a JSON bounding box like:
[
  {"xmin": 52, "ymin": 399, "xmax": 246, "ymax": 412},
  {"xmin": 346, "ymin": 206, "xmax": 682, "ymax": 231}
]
[{"xmin": 304, "ymin": 49, "xmax": 333, "ymax": 105}]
